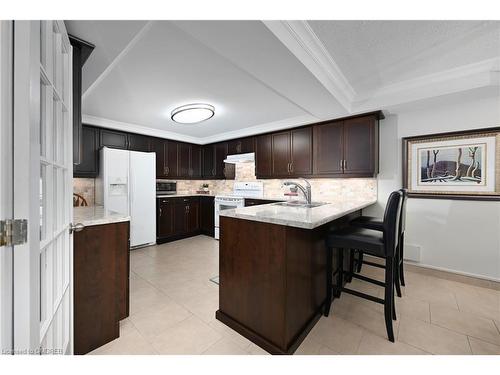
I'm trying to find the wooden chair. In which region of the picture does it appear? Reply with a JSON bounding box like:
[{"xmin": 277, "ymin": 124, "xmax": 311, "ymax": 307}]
[{"xmin": 73, "ymin": 193, "xmax": 88, "ymax": 207}]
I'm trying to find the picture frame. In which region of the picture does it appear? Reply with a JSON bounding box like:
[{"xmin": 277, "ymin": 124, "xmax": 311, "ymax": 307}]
[{"xmin": 402, "ymin": 127, "xmax": 500, "ymax": 201}]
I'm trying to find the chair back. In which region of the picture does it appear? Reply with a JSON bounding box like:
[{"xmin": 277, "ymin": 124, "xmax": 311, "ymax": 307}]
[
  {"xmin": 399, "ymin": 188, "xmax": 408, "ymax": 235},
  {"xmin": 382, "ymin": 190, "xmax": 403, "ymax": 256},
  {"xmin": 73, "ymin": 193, "xmax": 88, "ymax": 207}
]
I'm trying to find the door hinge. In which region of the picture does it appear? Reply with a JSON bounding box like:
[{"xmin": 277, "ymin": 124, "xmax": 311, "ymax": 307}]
[{"xmin": 0, "ymin": 219, "xmax": 28, "ymax": 247}]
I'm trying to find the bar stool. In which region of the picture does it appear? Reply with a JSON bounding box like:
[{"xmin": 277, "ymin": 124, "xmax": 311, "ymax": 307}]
[
  {"xmin": 324, "ymin": 190, "xmax": 403, "ymax": 342},
  {"xmin": 351, "ymin": 189, "xmax": 408, "ymax": 297}
]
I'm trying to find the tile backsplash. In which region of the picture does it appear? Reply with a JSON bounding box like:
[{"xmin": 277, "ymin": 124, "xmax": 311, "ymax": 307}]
[{"xmin": 73, "ymin": 162, "xmax": 377, "ymax": 206}]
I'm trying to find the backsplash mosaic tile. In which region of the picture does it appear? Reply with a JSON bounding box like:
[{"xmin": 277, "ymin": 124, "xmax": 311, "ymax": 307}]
[{"xmin": 73, "ymin": 162, "xmax": 377, "ymax": 206}]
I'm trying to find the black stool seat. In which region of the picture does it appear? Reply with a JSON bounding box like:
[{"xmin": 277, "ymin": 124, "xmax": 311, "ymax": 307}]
[
  {"xmin": 327, "ymin": 227, "xmax": 384, "ymax": 257},
  {"xmin": 350, "ymin": 216, "xmax": 383, "ymax": 231}
]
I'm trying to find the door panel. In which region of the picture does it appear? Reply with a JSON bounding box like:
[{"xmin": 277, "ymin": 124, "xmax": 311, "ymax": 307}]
[
  {"xmin": 0, "ymin": 20, "xmax": 13, "ymax": 353},
  {"xmin": 150, "ymin": 138, "xmax": 166, "ymax": 178},
  {"xmin": 73, "ymin": 125, "xmax": 99, "ymax": 177},
  {"xmin": 177, "ymin": 143, "xmax": 190, "ymax": 178},
  {"xmin": 343, "ymin": 116, "xmax": 375, "ymax": 175},
  {"xmin": 313, "ymin": 121, "xmax": 344, "ymax": 175},
  {"xmin": 190, "ymin": 145, "xmax": 202, "ymax": 178},
  {"xmin": 173, "ymin": 202, "xmax": 187, "ymax": 236},
  {"xmin": 165, "ymin": 141, "xmax": 178, "ymax": 178},
  {"xmin": 157, "ymin": 198, "xmax": 174, "ymax": 238},
  {"xmin": 214, "ymin": 142, "xmax": 228, "ymax": 178},
  {"xmin": 255, "ymin": 134, "xmax": 272, "ymax": 178},
  {"xmin": 128, "ymin": 134, "xmax": 150, "ymax": 152},
  {"xmin": 272, "ymin": 132, "xmax": 290, "ymax": 177},
  {"xmin": 100, "ymin": 129, "xmax": 128, "ymax": 150},
  {"xmin": 187, "ymin": 199, "xmax": 200, "ymax": 233},
  {"xmin": 290, "ymin": 128, "xmax": 312, "ymax": 176},
  {"xmin": 202, "ymin": 145, "xmax": 215, "ymax": 178}
]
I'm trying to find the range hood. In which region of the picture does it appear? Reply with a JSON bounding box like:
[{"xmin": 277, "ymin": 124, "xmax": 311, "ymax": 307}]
[{"xmin": 223, "ymin": 152, "xmax": 255, "ymax": 164}]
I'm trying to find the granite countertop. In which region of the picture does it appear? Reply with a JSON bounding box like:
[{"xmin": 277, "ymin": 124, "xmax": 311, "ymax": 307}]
[
  {"xmin": 73, "ymin": 206, "xmax": 130, "ymax": 227},
  {"xmin": 219, "ymin": 198, "xmax": 377, "ymax": 229}
]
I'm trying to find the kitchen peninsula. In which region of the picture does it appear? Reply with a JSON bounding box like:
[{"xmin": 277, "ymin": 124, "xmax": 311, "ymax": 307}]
[{"xmin": 216, "ymin": 198, "xmax": 376, "ymax": 354}]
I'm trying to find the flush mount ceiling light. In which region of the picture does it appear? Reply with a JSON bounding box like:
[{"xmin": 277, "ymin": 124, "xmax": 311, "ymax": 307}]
[{"xmin": 171, "ymin": 103, "xmax": 215, "ymax": 124}]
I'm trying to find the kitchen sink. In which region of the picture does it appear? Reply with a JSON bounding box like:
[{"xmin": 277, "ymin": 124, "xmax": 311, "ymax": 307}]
[{"xmin": 274, "ymin": 201, "xmax": 327, "ymax": 208}]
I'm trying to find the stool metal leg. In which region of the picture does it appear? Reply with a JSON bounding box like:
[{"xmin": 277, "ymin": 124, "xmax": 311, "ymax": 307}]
[
  {"xmin": 324, "ymin": 246, "xmax": 333, "ymax": 317},
  {"xmin": 384, "ymin": 256, "xmax": 395, "ymax": 342}
]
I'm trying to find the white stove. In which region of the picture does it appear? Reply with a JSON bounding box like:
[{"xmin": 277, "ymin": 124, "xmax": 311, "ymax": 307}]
[{"xmin": 214, "ymin": 182, "xmax": 263, "ymax": 239}]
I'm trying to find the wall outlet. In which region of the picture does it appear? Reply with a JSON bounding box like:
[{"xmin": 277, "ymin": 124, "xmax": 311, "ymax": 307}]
[{"xmin": 404, "ymin": 244, "xmax": 421, "ymax": 262}]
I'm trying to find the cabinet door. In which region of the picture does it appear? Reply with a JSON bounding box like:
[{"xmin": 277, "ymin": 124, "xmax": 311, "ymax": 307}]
[
  {"xmin": 255, "ymin": 134, "xmax": 272, "ymax": 178},
  {"xmin": 173, "ymin": 201, "xmax": 188, "ymax": 236},
  {"xmin": 190, "ymin": 144, "xmax": 202, "ymax": 178},
  {"xmin": 74, "ymin": 125, "xmax": 99, "ymax": 177},
  {"xmin": 343, "ymin": 116, "xmax": 376, "ymax": 176},
  {"xmin": 214, "ymin": 142, "xmax": 228, "ymax": 179},
  {"xmin": 100, "ymin": 129, "xmax": 129, "ymax": 149},
  {"xmin": 187, "ymin": 199, "xmax": 200, "ymax": 233},
  {"xmin": 177, "ymin": 143, "xmax": 190, "ymax": 178},
  {"xmin": 272, "ymin": 131, "xmax": 291, "ymax": 177},
  {"xmin": 202, "ymin": 145, "xmax": 215, "ymax": 178},
  {"xmin": 128, "ymin": 134, "xmax": 150, "ymax": 152},
  {"xmin": 290, "ymin": 127, "xmax": 312, "ymax": 176},
  {"xmin": 150, "ymin": 138, "xmax": 166, "ymax": 178},
  {"xmin": 157, "ymin": 198, "xmax": 174, "ymax": 238},
  {"xmin": 200, "ymin": 196, "xmax": 214, "ymax": 236},
  {"xmin": 165, "ymin": 140, "xmax": 178, "ymax": 178},
  {"xmin": 227, "ymin": 139, "xmax": 241, "ymax": 155},
  {"xmin": 313, "ymin": 121, "xmax": 344, "ymax": 176},
  {"xmin": 240, "ymin": 136, "xmax": 255, "ymax": 154}
]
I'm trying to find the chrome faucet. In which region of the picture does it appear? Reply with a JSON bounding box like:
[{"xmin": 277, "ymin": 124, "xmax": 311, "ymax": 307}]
[{"xmin": 282, "ymin": 178, "xmax": 312, "ymax": 204}]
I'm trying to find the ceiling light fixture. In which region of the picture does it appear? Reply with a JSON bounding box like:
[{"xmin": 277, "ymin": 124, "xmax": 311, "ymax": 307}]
[{"xmin": 171, "ymin": 103, "xmax": 215, "ymax": 124}]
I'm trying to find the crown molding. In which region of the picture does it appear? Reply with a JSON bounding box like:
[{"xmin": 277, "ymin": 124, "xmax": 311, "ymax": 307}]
[
  {"xmin": 82, "ymin": 114, "xmax": 318, "ymax": 145},
  {"xmin": 353, "ymin": 57, "xmax": 500, "ymax": 112},
  {"xmin": 263, "ymin": 20, "xmax": 355, "ymax": 112}
]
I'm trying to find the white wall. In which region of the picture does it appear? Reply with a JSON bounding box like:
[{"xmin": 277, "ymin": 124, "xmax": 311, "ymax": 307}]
[{"xmin": 364, "ymin": 93, "xmax": 500, "ymax": 281}]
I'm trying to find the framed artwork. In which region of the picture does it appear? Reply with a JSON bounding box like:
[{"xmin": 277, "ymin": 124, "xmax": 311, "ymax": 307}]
[{"xmin": 402, "ymin": 127, "xmax": 500, "ymax": 200}]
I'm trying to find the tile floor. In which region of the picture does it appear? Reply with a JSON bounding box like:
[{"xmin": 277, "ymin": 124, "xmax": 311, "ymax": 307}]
[{"xmin": 89, "ymin": 235, "xmax": 500, "ymax": 355}]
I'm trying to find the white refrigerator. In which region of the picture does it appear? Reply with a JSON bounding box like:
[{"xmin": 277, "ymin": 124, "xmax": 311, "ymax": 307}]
[{"xmin": 96, "ymin": 147, "xmax": 156, "ymax": 248}]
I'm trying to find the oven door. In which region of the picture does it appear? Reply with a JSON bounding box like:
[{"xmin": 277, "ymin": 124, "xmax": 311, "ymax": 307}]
[{"xmin": 215, "ymin": 200, "xmax": 241, "ymax": 227}]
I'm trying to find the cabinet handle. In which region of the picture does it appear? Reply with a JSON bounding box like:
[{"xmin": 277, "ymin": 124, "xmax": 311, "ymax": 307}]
[
  {"xmin": 159, "ymin": 207, "xmax": 162, "ymax": 217},
  {"xmin": 343, "ymin": 160, "xmax": 347, "ymax": 170},
  {"xmin": 340, "ymin": 160, "xmax": 343, "ymax": 170},
  {"xmin": 290, "ymin": 162, "xmax": 293, "ymax": 173}
]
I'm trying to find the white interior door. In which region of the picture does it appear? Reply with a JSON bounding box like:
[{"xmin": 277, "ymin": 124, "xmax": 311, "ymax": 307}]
[
  {"xmin": 13, "ymin": 20, "xmax": 73, "ymax": 355},
  {"xmin": 0, "ymin": 20, "xmax": 14, "ymax": 355}
]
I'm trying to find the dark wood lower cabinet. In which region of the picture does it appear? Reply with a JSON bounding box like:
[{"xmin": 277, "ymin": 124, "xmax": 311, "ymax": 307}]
[
  {"xmin": 217, "ymin": 213, "xmax": 359, "ymax": 354},
  {"xmin": 157, "ymin": 196, "xmax": 213, "ymax": 243},
  {"xmin": 74, "ymin": 221, "xmax": 130, "ymax": 355}
]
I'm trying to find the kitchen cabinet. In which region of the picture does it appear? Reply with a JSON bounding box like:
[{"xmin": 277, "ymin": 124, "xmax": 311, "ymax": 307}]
[
  {"xmin": 157, "ymin": 198, "xmax": 175, "ymax": 238},
  {"xmin": 74, "ymin": 125, "xmax": 99, "ymax": 178},
  {"xmin": 268, "ymin": 128, "xmax": 312, "ymax": 178},
  {"xmin": 228, "ymin": 137, "xmax": 254, "ymax": 155},
  {"xmin": 190, "ymin": 144, "xmax": 202, "ymax": 178},
  {"xmin": 151, "ymin": 139, "xmax": 178, "ymax": 179},
  {"xmin": 128, "ymin": 133, "xmax": 150, "ymax": 152},
  {"xmin": 100, "ymin": 129, "xmax": 129, "ymax": 150},
  {"xmin": 70, "ymin": 35, "xmax": 94, "ymax": 166},
  {"xmin": 178, "ymin": 142, "xmax": 191, "ymax": 178},
  {"xmin": 200, "ymin": 196, "xmax": 215, "ymax": 236},
  {"xmin": 150, "ymin": 138, "xmax": 167, "ymax": 178},
  {"xmin": 74, "ymin": 221, "xmax": 129, "ymax": 355},
  {"xmin": 272, "ymin": 131, "xmax": 291, "ymax": 177},
  {"xmin": 255, "ymin": 134, "xmax": 273, "ymax": 178},
  {"xmin": 187, "ymin": 198, "xmax": 200, "ymax": 233},
  {"xmin": 214, "ymin": 142, "xmax": 228, "ymax": 179},
  {"xmin": 312, "ymin": 114, "xmax": 378, "ymax": 177},
  {"xmin": 165, "ymin": 140, "xmax": 179, "ymax": 178},
  {"xmin": 202, "ymin": 145, "xmax": 215, "ymax": 178}
]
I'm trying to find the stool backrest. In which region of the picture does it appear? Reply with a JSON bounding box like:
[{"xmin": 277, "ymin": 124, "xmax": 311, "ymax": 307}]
[
  {"xmin": 399, "ymin": 188, "xmax": 408, "ymax": 235},
  {"xmin": 382, "ymin": 190, "xmax": 403, "ymax": 256}
]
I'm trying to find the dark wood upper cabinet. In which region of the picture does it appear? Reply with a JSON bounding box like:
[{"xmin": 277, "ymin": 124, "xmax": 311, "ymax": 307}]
[
  {"xmin": 100, "ymin": 129, "xmax": 128, "ymax": 150},
  {"xmin": 227, "ymin": 137, "xmax": 254, "ymax": 155},
  {"xmin": 128, "ymin": 134, "xmax": 150, "ymax": 152},
  {"xmin": 165, "ymin": 140, "xmax": 179, "ymax": 178},
  {"xmin": 290, "ymin": 127, "xmax": 312, "ymax": 176},
  {"xmin": 178, "ymin": 143, "xmax": 191, "ymax": 178},
  {"xmin": 343, "ymin": 115, "xmax": 377, "ymax": 176},
  {"xmin": 313, "ymin": 121, "xmax": 344, "ymax": 176},
  {"xmin": 190, "ymin": 144, "xmax": 202, "ymax": 178},
  {"xmin": 272, "ymin": 132, "xmax": 291, "ymax": 177},
  {"xmin": 70, "ymin": 35, "xmax": 94, "ymax": 166},
  {"xmin": 214, "ymin": 142, "xmax": 228, "ymax": 179},
  {"xmin": 202, "ymin": 145, "xmax": 215, "ymax": 178},
  {"xmin": 150, "ymin": 138, "xmax": 167, "ymax": 178},
  {"xmin": 255, "ymin": 134, "xmax": 272, "ymax": 178},
  {"xmin": 74, "ymin": 125, "xmax": 99, "ymax": 178}
]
